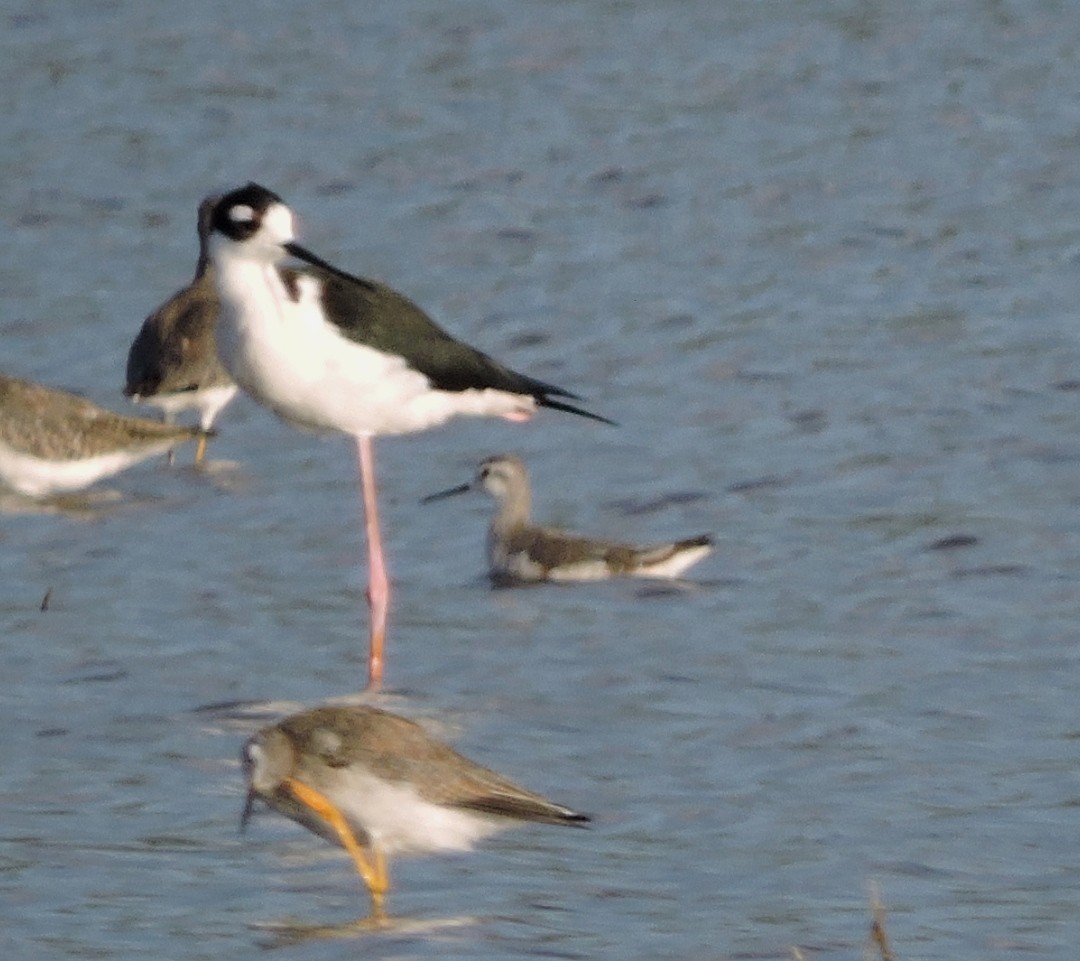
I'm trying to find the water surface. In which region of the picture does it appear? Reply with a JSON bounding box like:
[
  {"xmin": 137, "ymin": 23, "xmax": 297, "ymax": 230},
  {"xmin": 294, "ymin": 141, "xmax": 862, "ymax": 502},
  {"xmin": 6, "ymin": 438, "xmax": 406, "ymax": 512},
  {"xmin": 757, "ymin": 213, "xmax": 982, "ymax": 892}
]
[{"xmin": 3, "ymin": 2, "xmax": 1080, "ymax": 959}]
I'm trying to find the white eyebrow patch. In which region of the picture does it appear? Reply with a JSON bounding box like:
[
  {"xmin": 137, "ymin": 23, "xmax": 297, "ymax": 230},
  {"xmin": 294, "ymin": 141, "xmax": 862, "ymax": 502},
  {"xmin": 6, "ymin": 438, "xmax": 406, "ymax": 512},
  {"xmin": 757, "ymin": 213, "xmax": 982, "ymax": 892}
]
[{"xmin": 229, "ymin": 204, "xmax": 256, "ymax": 223}]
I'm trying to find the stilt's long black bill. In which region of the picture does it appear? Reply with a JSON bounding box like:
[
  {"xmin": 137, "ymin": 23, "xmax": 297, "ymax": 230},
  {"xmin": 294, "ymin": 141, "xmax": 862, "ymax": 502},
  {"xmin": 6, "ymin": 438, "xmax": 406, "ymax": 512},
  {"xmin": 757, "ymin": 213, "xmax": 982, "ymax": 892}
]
[
  {"xmin": 240, "ymin": 789, "xmax": 257, "ymax": 832},
  {"xmin": 284, "ymin": 242, "xmax": 366, "ymax": 285},
  {"xmin": 421, "ymin": 482, "xmax": 472, "ymax": 505}
]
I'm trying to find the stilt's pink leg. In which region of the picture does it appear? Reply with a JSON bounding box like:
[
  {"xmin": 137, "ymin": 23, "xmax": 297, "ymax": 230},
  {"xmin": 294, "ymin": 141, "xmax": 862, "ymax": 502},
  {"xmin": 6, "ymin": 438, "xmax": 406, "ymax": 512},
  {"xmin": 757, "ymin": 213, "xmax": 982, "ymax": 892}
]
[{"xmin": 356, "ymin": 435, "xmax": 388, "ymax": 690}]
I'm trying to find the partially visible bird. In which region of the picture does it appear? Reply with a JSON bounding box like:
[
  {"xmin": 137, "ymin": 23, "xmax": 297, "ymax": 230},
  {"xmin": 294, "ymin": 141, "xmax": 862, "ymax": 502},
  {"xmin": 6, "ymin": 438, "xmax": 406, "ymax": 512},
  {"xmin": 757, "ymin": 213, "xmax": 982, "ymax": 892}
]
[
  {"xmin": 206, "ymin": 182, "xmax": 611, "ymax": 690},
  {"xmin": 124, "ymin": 195, "xmax": 237, "ymax": 465},
  {"xmin": 424, "ymin": 454, "xmax": 713, "ymax": 584},
  {"xmin": 240, "ymin": 704, "xmax": 589, "ymax": 919},
  {"xmin": 0, "ymin": 372, "xmax": 203, "ymax": 498}
]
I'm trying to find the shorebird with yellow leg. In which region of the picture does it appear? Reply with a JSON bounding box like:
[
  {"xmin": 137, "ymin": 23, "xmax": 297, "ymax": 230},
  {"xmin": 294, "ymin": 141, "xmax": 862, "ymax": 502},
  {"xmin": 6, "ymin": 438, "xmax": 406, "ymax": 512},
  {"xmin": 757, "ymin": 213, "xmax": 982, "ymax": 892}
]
[
  {"xmin": 0, "ymin": 372, "xmax": 205, "ymax": 498},
  {"xmin": 206, "ymin": 183, "xmax": 611, "ymax": 690},
  {"xmin": 240, "ymin": 704, "xmax": 589, "ymax": 921}
]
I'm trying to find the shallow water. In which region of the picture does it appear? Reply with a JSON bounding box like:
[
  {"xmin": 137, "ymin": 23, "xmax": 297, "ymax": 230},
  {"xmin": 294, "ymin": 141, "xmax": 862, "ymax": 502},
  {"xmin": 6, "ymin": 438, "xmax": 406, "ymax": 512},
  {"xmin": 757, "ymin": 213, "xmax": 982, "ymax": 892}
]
[{"xmin": 4, "ymin": 2, "xmax": 1080, "ymax": 959}]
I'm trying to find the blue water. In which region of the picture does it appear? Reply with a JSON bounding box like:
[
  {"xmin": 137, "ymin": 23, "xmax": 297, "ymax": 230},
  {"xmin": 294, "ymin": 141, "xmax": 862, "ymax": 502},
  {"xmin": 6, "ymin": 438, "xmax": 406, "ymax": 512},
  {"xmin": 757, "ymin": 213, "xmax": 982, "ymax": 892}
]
[{"xmin": 4, "ymin": 2, "xmax": 1080, "ymax": 958}]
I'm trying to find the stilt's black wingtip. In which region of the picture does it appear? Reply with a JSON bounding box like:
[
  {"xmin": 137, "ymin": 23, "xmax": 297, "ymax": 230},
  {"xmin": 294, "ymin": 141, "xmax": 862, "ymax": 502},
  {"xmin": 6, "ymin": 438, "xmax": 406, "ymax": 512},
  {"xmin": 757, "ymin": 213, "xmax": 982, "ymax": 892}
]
[{"xmin": 540, "ymin": 396, "xmax": 616, "ymax": 426}]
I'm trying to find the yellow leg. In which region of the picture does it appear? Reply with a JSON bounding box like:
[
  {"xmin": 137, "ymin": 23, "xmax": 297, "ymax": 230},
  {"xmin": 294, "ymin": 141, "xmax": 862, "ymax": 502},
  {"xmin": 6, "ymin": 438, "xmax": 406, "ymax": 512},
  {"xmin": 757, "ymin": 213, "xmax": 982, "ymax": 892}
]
[
  {"xmin": 285, "ymin": 777, "xmax": 389, "ymax": 917},
  {"xmin": 194, "ymin": 433, "xmax": 208, "ymax": 467}
]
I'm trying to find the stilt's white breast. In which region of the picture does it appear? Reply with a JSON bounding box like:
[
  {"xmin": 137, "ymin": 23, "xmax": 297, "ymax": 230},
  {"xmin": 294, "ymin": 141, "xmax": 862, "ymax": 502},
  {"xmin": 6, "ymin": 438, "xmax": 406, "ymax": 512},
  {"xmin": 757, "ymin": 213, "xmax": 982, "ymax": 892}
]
[{"xmin": 215, "ymin": 263, "xmax": 433, "ymax": 435}]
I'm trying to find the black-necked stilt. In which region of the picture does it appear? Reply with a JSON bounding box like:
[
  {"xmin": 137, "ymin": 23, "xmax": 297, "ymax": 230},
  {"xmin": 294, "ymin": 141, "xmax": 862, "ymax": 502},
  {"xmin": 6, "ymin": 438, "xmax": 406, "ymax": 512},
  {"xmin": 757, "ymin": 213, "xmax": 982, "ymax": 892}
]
[
  {"xmin": 0, "ymin": 372, "xmax": 204, "ymax": 497},
  {"xmin": 124, "ymin": 196, "xmax": 237, "ymax": 466},
  {"xmin": 206, "ymin": 182, "xmax": 611, "ymax": 690},
  {"xmin": 241, "ymin": 703, "xmax": 589, "ymax": 919},
  {"xmin": 425, "ymin": 454, "xmax": 713, "ymax": 584}
]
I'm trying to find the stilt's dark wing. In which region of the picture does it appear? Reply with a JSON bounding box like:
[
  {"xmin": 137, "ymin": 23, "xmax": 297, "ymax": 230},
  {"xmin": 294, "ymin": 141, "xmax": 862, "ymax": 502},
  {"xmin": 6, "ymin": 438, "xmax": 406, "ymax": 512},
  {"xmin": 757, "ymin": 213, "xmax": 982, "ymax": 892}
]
[{"xmin": 282, "ymin": 258, "xmax": 613, "ymax": 425}]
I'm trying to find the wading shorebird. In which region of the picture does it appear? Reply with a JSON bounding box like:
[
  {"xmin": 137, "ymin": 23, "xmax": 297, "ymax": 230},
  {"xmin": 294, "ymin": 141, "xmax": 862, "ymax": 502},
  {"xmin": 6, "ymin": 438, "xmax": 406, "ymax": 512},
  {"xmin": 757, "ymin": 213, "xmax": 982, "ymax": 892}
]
[
  {"xmin": 240, "ymin": 704, "xmax": 589, "ymax": 919},
  {"xmin": 124, "ymin": 195, "xmax": 237, "ymax": 466},
  {"xmin": 425, "ymin": 454, "xmax": 712, "ymax": 584},
  {"xmin": 206, "ymin": 182, "xmax": 611, "ymax": 690},
  {"xmin": 0, "ymin": 372, "xmax": 203, "ymax": 497}
]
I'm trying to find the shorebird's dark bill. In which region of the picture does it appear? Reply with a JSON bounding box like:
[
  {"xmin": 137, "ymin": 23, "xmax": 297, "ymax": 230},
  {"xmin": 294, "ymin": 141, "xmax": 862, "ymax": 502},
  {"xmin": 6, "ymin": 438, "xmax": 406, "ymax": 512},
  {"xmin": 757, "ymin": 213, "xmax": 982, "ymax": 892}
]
[
  {"xmin": 240, "ymin": 789, "xmax": 257, "ymax": 832},
  {"xmin": 283, "ymin": 242, "xmax": 330, "ymax": 269},
  {"xmin": 284, "ymin": 242, "xmax": 367, "ymax": 285},
  {"xmin": 421, "ymin": 483, "xmax": 471, "ymax": 505}
]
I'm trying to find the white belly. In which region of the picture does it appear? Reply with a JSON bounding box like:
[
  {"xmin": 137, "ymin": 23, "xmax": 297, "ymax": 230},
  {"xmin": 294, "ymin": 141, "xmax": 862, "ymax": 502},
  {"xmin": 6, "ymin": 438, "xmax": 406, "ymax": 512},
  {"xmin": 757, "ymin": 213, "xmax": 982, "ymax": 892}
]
[
  {"xmin": 332, "ymin": 767, "xmax": 506, "ymax": 856},
  {"xmin": 139, "ymin": 383, "xmax": 238, "ymax": 430},
  {"xmin": 0, "ymin": 440, "xmax": 173, "ymax": 497}
]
